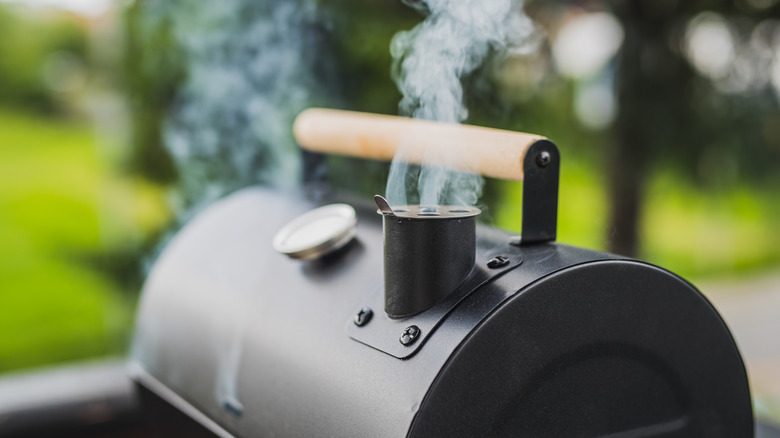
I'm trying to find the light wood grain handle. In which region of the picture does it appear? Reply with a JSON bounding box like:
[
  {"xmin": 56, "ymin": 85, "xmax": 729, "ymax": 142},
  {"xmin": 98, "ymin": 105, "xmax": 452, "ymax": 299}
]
[{"xmin": 293, "ymin": 108, "xmax": 546, "ymax": 181}]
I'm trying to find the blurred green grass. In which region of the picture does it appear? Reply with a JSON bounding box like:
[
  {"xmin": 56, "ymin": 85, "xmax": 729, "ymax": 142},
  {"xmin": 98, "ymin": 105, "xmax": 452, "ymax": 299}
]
[
  {"xmin": 0, "ymin": 107, "xmax": 166, "ymax": 372},
  {"xmin": 495, "ymin": 158, "xmax": 780, "ymax": 281}
]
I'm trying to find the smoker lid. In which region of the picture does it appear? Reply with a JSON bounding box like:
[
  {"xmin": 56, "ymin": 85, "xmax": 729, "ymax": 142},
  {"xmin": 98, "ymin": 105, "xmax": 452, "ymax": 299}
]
[{"xmin": 272, "ymin": 203, "xmax": 357, "ymax": 260}]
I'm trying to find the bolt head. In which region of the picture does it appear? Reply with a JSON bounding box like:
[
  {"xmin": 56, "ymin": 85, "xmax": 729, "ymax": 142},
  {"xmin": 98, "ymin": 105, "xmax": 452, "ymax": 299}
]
[
  {"xmin": 487, "ymin": 255, "xmax": 510, "ymax": 269},
  {"xmin": 536, "ymin": 151, "xmax": 551, "ymax": 168},
  {"xmin": 354, "ymin": 307, "xmax": 373, "ymax": 327},
  {"xmin": 400, "ymin": 325, "xmax": 421, "ymax": 346}
]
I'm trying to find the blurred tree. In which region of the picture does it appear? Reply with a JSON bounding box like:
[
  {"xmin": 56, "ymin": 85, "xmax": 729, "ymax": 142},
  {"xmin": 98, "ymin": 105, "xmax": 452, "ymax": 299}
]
[
  {"xmin": 522, "ymin": 0, "xmax": 780, "ymax": 257},
  {"xmin": 605, "ymin": 1, "xmax": 700, "ymax": 257},
  {"xmin": 607, "ymin": 0, "xmax": 780, "ymax": 256},
  {"xmin": 321, "ymin": 1, "xmax": 419, "ymax": 198},
  {"xmin": 122, "ymin": 0, "xmax": 419, "ymax": 199},
  {"xmin": 0, "ymin": 3, "xmax": 88, "ymax": 114},
  {"xmin": 123, "ymin": 1, "xmax": 183, "ymax": 184}
]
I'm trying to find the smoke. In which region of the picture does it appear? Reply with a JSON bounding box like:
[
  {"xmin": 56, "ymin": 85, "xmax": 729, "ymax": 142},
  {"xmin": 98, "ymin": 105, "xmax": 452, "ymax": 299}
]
[
  {"xmin": 132, "ymin": 0, "xmax": 337, "ymax": 411},
  {"xmin": 138, "ymin": 0, "xmax": 335, "ymax": 212},
  {"xmin": 387, "ymin": 0, "xmax": 537, "ymax": 207},
  {"xmin": 135, "ymin": 0, "xmax": 341, "ymax": 283}
]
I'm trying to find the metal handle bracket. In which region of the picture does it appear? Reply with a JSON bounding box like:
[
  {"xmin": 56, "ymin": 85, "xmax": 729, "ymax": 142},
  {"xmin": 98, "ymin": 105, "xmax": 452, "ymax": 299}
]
[{"xmin": 519, "ymin": 140, "xmax": 560, "ymax": 245}]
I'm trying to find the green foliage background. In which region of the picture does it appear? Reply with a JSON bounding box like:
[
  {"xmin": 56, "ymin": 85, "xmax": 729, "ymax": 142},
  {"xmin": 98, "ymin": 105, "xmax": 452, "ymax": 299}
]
[{"xmin": 0, "ymin": 0, "xmax": 778, "ymax": 376}]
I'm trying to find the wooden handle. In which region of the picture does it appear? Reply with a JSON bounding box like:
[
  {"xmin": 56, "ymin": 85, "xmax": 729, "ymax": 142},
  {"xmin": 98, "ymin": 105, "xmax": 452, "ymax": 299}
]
[{"xmin": 293, "ymin": 108, "xmax": 546, "ymax": 181}]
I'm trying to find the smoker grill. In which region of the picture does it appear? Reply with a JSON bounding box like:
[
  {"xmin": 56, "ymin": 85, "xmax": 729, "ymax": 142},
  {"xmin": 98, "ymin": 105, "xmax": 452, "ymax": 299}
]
[{"xmin": 130, "ymin": 110, "xmax": 753, "ymax": 437}]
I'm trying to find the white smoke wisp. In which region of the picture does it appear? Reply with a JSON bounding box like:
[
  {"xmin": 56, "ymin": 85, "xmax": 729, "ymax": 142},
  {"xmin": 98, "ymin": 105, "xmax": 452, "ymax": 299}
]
[
  {"xmin": 136, "ymin": 0, "xmax": 341, "ymax": 278},
  {"xmin": 387, "ymin": 0, "xmax": 537, "ymax": 207},
  {"xmin": 139, "ymin": 0, "xmax": 334, "ymax": 212}
]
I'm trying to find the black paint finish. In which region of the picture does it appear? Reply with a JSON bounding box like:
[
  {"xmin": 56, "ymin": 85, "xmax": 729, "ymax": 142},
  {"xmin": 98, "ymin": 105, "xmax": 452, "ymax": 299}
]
[
  {"xmin": 409, "ymin": 262, "xmax": 753, "ymax": 437},
  {"xmin": 131, "ymin": 187, "xmax": 752, "ymax": 438},
  {"xmin": 521, "ymin": 140, "xmax": 560, "ymax": 245},
  {"xmin": 383, "ymin": 212, "xmax": 476, "ymax": 318}
]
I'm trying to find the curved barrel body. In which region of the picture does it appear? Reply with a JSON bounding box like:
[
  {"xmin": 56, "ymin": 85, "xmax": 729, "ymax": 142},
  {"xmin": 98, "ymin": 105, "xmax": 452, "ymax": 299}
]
[{"xmin": 131, "ymin": 187, "xmax": 752, "ymax": 437}]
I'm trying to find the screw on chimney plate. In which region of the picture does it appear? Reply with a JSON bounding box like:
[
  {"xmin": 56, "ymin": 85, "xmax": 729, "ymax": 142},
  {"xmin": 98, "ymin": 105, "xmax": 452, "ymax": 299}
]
[
  {"xmin": 536, "ymin": 151, "xmax": 551, "ymax": 168},
  {"xmin": 487, "ymin": 255, "xmax": 510, "ymax": 269},
  {"xmin": 354, "ymin": 307, "xmax": 373, "ymax": 327},
  {"xmin": 400, "ymin": 325, "xmax": 421, "ymax": 346}
]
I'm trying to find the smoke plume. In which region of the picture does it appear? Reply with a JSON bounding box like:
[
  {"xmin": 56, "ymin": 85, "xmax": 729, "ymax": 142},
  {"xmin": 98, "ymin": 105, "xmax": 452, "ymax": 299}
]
[
  {"xmin": 387, "ymin": 0, "xmax": 537, "ymax": 207},
  {"xmin": 138, "ymin": 0, "xmax": 335, "ymax": 213}
]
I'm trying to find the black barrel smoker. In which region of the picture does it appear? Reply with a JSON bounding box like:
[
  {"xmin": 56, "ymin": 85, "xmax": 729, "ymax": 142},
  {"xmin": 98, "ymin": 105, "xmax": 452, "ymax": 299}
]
[{"xmin": 130, "ymin": 109, "xmax": 753, "ymax": 437}]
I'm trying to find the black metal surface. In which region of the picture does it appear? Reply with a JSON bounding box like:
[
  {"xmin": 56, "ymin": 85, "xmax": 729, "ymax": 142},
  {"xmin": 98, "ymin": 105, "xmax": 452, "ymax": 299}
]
[
  {"xmin": 382, "ymin": 213, "xmax": 476, "ymax": 318},
  {"xmin": 131, "ymin": 186, "xmax": 754, "ymax": 437},
  {"xmin": 409, "ymin": 261, "xmax": 753, "ymax": 437},
  {"xmin": 131, "ymin": 187, "xmax": 625, "ymax": 437},
  {"xmin": 521, "ymin": 140, "xmax": 560, "ymax": 245},
  {"xmin": 345, "ymin": 232, "xmax": 523, "ymax": 359}
]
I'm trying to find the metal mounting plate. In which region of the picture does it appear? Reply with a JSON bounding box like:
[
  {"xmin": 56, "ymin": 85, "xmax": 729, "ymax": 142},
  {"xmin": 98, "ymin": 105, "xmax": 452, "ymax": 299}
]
[{"xmin": 345, "ymin": 238, "xmax": 524, "ymax": 359}]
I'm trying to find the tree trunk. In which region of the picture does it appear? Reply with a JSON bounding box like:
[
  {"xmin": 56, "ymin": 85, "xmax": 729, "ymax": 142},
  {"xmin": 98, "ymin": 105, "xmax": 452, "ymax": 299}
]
[
  {"xmin": 608, "ymin": 4, "xmax": 646, "ymax": 257},
  {"xmin": 607, "ymin": 1, "xmax": 687, "ymax": 257},
  {"xmin": 607, "ymin": 131, "xmax": 647, "ymax": 257}
]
